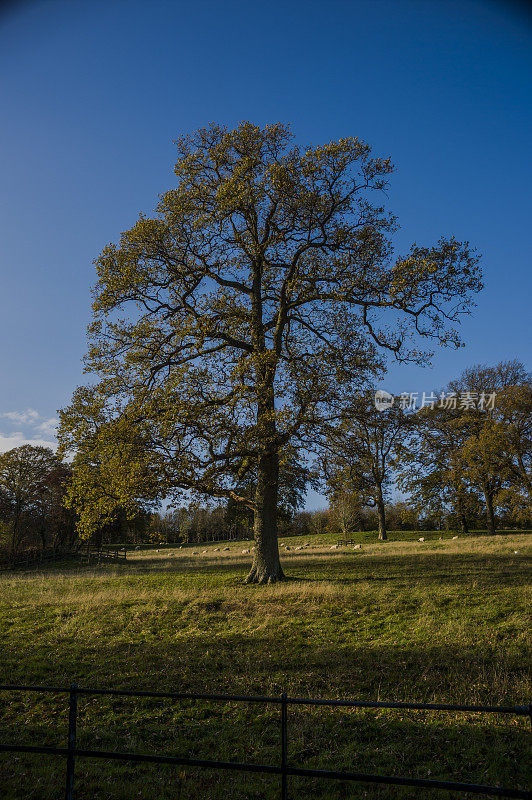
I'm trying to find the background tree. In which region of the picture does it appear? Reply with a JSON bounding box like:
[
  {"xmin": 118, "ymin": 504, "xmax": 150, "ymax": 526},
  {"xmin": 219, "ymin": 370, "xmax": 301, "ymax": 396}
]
[
  {"xmin": 58, "ymin": 121, "xmax": 482, "ymax": 582},
  {"xmin": 496, "ymin": 376, "xmax": 532, "ymax": 501},
  {"xmin": 399, "ymin": 401, "xmax": 481, "ymax": 535},
  {"xmin": 448, "ymin": 360, "xmax": 530, "ymax": 535},
  {"xmin": 309, "ymin": 509, "xmax": 329, "ymax": 537},
  {"xmin": 324, "ymin": 396, "xmax": 411, "ymax": 540},
  {"xmin": 328, "ymin": 487, "xmax": 364, "ymax": 537},
  {"xmin": 32, "ymin": 463, "xmax": 78, "ymax": 551},
  {"xmin": 63, "ymin": 408, "xmax": 161, "ymax": 543},
  {"xmin": 0, "ymin": 445, "xmax": 60, "ymax": 555},
  {"xmin": 400, "ymin": 360, "xmax": 532, "ymax": 535}
]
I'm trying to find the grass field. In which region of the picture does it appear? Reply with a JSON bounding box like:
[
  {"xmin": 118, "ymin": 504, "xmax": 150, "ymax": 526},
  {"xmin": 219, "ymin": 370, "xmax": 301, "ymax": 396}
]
[{"xmin": 0, "ymin": 530, "xmax": 530, "ymax": 799}]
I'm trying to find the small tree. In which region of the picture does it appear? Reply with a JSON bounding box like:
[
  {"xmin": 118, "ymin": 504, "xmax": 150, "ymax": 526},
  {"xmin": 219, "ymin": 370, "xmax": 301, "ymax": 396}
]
[
  {"xmin": 324, "ymin": 396, "xmax": 411, "ymax": 540},
  {"xmin": 59, "ymin": 122, "xmax": 482, "ymax": 582},
  {"xmin": 328, "ymin": 487, "xmax": 364, "ymax": 536}
]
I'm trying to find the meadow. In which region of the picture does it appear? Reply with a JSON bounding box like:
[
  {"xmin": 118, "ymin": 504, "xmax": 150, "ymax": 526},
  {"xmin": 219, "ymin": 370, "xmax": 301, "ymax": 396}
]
[{"xmin": 0, "ymin": 531, "xmax": 530, "ymax": 799}]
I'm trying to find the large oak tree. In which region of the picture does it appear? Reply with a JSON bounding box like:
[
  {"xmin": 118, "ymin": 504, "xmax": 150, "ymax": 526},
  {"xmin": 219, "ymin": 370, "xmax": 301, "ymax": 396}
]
[{"xmin": 58, "ymin": 122, "xmax": 481, "ymax": 582}]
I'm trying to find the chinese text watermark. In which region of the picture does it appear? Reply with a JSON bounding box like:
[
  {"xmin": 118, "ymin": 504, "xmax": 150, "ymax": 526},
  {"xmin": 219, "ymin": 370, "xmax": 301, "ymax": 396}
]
[{"xmin": 374, "ymin": 390, "xmax": 497, "ymax": 412}]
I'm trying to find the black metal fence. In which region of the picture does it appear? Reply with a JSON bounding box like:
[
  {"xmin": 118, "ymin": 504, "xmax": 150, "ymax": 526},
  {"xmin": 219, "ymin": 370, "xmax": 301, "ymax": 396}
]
[{"xmin": 0, "ymin": 684, "xmax": 530, "ymax": 799}]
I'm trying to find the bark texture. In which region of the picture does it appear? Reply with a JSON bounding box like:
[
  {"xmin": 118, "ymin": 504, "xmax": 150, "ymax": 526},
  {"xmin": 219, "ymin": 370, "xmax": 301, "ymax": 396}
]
[
  {"xmin": 460, "ymin": 512, "xmax": 469, "ymax": 535},
  {"xmin": 483, "ymin": 485, "xmax": 496, "ymax": 535},
  {"xmin": 376, "ymin": 486, "xmax": 388, "ymax": 541},
  {"xmin": 245, "ymin": 451, "xmax": 284, "ymax": 584}
]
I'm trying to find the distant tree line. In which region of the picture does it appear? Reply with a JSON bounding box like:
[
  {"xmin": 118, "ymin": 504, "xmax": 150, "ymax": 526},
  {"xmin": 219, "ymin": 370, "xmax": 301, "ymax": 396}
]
[
  {"xmin": 327, "ymin": 359, "xmax": 532, "ymax": 540},
  {"xmin": 1, "ymin": 358, "xmax": 530, "ymax": 558}
]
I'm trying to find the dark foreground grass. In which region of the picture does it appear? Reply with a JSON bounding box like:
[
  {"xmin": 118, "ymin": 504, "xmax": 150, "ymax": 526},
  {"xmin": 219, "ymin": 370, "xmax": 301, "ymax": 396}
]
[{"xmin": 0, "ymin": 533, "xmax": 530, "ymax": 799}]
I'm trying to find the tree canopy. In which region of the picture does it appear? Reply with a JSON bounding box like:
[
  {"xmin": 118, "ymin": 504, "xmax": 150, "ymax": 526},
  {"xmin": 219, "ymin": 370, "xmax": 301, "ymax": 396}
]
[
  {"xmin": 400, "ymin": 360, "xmax": 532, "ymax": 534},
  {"xmin": 0, "ymin": 445, "xmax": 60, "ymax": 554}
]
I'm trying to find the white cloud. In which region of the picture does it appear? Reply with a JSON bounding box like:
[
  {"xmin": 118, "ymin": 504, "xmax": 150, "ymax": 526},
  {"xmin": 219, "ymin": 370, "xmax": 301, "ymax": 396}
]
[
  {"xmin": 0, "ymin": 408, "xmax": 58, "ymax": 454},
  {"xmin": 1, "ymin": 409, "xmax": 41, "ymax": 425},
  {"xmin": 0, "ymin": 432, "xmax": 57, "ymax": 454},
  {"xmin": 36, "ymin": 417, "xmax": 59, "ymax": 437}
]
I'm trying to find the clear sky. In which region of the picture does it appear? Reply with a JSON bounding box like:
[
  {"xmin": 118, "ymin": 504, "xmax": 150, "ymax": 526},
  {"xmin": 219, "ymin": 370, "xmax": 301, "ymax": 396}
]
[{"xmin": 0, "ymin": 0, "xmax": 531, "ymax": 501}]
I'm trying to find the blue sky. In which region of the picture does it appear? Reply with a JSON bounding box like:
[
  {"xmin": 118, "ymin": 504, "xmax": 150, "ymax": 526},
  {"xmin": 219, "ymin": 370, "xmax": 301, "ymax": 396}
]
[{"xmin": 0, "ymin": 0, "xmax": 531, "ymax": 504}]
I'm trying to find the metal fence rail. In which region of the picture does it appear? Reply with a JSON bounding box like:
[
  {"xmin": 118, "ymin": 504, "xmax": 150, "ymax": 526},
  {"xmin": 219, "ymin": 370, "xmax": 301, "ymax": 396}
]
[{"xmin": 0, "ymin": 684, "xmax": 530, "ymax": 800}]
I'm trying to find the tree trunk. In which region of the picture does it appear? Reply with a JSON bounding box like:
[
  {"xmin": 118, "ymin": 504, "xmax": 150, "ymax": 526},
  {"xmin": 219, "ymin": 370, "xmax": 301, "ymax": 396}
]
[
  {"xmin": 376, "ymin": 485, "xmax": 387, "ymax": 541},
  {"xmin": 11, "ymin": 520, "xmax": 17, "ymax": 557},
  {"xmin": 460, "ymin": 512, "xmax": 469, "ymax": 535},
  {"xmin": 11, "ymin": 509, "xmax": 21, "ymax": 557},
  {"xmin": 245, "ymin": 450, "xmax": 284, "ymax": 584},
  {"xmin": 483, "ymin": 485, "xmax": 496, "ymax": 535},
  {"xmin": 39, "ymin": 520, "xmax": 47, "ymax": 551}
]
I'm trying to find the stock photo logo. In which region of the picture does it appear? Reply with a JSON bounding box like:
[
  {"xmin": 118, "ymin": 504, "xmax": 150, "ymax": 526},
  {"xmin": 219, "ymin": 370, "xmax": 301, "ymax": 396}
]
[
  {"xmin": 373, "ymin": 389, "xmax": 497, "ymax": 412},
  {"xmin": 374, "ymin": 390, "xmax": 395, "ymax": 411}
]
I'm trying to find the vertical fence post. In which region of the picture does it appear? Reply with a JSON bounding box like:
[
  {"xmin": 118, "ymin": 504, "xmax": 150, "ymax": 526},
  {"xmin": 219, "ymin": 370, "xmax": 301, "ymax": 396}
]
[
  {"xmin": 280, "ymin": 692, "xmax": 288, "ymax": 800},
  {"xmin": 65, "ymin": 683, "xmax": 78, "ymax": 800}
]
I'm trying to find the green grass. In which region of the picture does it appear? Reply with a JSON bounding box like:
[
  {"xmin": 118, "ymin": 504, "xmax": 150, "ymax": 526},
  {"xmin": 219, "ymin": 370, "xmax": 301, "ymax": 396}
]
[{"xmin": 0, "ymin": 532, "xmax": 530, "ymax": 799}]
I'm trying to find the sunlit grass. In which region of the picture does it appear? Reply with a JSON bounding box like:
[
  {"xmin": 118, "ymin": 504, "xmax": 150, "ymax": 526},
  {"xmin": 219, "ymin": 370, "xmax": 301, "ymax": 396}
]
[{"xmin": 0, "ymin": 531, "xmax": 530, "ymax": 798}]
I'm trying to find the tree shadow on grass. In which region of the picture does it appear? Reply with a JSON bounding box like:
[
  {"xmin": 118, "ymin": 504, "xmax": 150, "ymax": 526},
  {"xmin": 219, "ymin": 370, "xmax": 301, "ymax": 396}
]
[
  {"xmin": 274, "ymin": 552, "xmax": 531, "ymax": 589},
  {"xmin": 0, "ymin": 637, "xmax": 529, "ymax": 799},
  {"xmin": 37, "ymin": 549, "xmax": 531, "ymax": 592}
]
